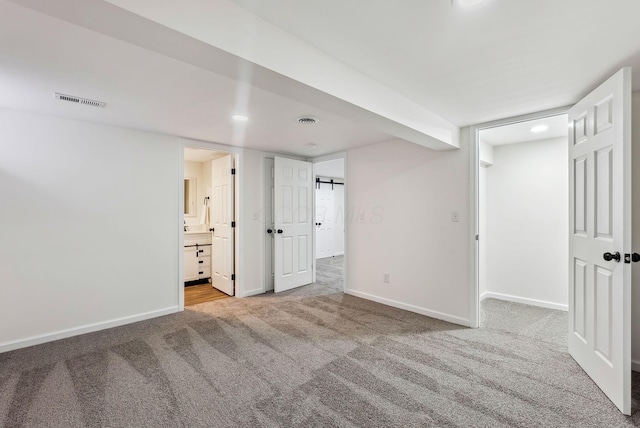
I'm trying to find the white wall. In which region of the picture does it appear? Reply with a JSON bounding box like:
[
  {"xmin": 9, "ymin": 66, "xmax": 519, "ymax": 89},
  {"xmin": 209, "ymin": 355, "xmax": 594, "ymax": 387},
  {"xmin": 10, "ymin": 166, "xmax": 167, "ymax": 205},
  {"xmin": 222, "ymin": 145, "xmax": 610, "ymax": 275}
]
[
  {"xmin": 0, "ymin": 108, "xmax": 180, "ymax": 350},
  {"xmin": 0, "ymin": 109, "xmax": 274, "ymax": 352},
  {"xmin": 482, "ymin": 137, "xmax": 569, "ymax": 310},
  {"xmin": 479, "ymin": 141, "xmax": 494, "ymax": 166},
  {"xmin": 346, "ymin": 138, "xmax": 470, "ymax": 325}
]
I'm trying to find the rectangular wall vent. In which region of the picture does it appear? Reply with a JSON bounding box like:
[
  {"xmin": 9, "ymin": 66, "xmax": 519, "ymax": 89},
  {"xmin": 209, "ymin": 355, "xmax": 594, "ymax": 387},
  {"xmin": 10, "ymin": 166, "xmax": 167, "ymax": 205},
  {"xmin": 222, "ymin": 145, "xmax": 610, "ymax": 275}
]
[{"xmin": 55, "ymin": 92, "xmax": 106, "ymax": 108}]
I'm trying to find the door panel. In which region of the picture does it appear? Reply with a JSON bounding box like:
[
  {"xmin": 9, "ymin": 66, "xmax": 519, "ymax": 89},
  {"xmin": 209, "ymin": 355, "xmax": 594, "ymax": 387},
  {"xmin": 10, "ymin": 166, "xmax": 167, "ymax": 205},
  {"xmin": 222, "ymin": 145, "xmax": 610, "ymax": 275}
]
[
  {"xmin": 274, "ymin": 157, "xmax": 313, "ymax": 292},
  {"xmin": 210, "ymin": 155, "xmax": 234, "ymax": 296},
  {"xmin": 568, "ymin": 67, "xmax": 631, "ymax": 415}
]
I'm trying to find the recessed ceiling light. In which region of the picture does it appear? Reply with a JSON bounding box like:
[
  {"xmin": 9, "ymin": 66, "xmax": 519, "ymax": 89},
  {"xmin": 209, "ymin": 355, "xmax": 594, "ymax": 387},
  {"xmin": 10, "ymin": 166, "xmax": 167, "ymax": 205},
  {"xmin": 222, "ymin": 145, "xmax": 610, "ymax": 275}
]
[
  {"xmin": 305, "ymin": 143, "xmax": 318, "ymax": 149},
  {"xmin": 452, "ymin": 0, "xmax": 488, "ymax": 9},
  {"xmin": 531, "ymin": 125, "xmax": 549, "ymax": 133},
  {"xmin": 232, "ymin": 114, "xmax": 249, "ymax": 122}
]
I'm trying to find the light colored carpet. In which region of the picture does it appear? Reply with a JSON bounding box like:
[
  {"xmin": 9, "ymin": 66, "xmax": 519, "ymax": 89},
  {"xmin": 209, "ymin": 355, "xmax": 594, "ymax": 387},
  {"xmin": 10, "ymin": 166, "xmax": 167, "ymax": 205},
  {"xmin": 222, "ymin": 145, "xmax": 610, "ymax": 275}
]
[{"xmin": 1, "ymin": 256, "xmax": 639, "ymax": 427}]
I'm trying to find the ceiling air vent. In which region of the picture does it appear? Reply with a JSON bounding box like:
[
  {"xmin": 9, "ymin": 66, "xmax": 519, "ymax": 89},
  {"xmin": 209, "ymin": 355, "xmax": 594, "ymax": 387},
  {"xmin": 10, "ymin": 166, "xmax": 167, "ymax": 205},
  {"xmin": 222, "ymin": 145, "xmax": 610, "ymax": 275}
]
[
  {"xmin": 55, "ymin": 92, "xmax": 106, "ymax": 108},
  {"xmin": 297, "ymin": 115, "xmax": 319, "ymax": 125}
]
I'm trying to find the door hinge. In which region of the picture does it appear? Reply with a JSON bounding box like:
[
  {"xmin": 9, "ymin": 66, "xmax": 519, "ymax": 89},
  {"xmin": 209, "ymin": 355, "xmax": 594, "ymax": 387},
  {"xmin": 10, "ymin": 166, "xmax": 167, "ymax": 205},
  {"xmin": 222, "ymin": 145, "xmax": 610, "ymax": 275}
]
[
  {"xmin": 231, "ymin": 168, "xmax": 236, "ymax": 175},
  {"xmin": 475, "ymin": 235, "xmax": 479, "ymax": 241},
  {"xmin": 231, "ymin": 221, "xmax": 236, "ymax": 228},
  {"xmin": 231, "ymin": 273, "xmax": 236, "ymax": 281}
]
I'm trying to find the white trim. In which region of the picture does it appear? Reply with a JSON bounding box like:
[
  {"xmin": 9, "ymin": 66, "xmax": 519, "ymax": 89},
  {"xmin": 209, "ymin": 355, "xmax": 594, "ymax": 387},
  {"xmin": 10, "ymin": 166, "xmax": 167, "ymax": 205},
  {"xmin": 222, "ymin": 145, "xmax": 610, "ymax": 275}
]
[
  {"xmin": 309, "ymin": 150, "xmax": 348, "ymax": 164},
  {"xmin": 233, "ymin": 152, "xmax": 241, "ymax": 297},
  {"xmin": 240, "ymin": 287, "xmax": 265, "ymax": 298},
  {"xmin": 343, "ymin": 152, "xmax": 348, "ymax": 293},
  {"xmin": 179, "ymin": 141, "xmax": 241, "ymax": 299},
  {"xmin": 178, "ymin": 143, "xmax": 185, "ymax": 310},
  {"xmin": 345, "ymin": 289, "xmax": 470, "ymax": 327},
  {"xmin": 481, "ymin": 291, "xmax": 568, "ymax": 312},
  {"xmin": 311, "ymin": 162, "xmax": 318, "ymax": 284},
  {"xmin": 469, "ymin": 106, "xmax": 572, "ymax": 329},
  {"xmin": 631, "ymin": 360, "xmax": 640, "ymax": 373},
  {"xmin": 0, "ymin": 307, "xmax": 180, "ymax": 354}
]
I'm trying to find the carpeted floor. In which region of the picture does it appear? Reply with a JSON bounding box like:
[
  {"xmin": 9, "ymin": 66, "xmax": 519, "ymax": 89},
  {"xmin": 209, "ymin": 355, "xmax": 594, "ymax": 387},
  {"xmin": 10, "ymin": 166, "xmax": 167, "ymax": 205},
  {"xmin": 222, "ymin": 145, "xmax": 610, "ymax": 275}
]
[{"xmin": 1, "ymin": 255, "xmax": 640, "ymax": 427}]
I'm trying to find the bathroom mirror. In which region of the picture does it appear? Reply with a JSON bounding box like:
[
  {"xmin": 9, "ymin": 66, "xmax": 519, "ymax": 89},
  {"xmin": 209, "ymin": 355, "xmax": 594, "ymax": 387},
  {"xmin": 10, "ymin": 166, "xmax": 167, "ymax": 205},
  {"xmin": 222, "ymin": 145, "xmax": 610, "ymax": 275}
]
[{"xmin": 184, "ymin": 177, "xmax": 197, "ymax": 217}]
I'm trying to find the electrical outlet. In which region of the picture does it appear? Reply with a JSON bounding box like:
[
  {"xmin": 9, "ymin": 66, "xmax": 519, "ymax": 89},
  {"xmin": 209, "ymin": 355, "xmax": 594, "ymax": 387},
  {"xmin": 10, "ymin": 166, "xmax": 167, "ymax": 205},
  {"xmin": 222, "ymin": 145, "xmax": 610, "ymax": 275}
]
[
  {"xmin": 253, "ymin": 212, "xmax": 259, "ymax": 221},
  {"xmin": 451, "ymin": 211, "xmax": 460, "ymax": 222},
  {"xmin": 358, "ymin": 211, "xmax": 366, "ymax": 222},
  {"xmin": 383, "ymin": 273, "xmax": 390, "ymax": 283}
]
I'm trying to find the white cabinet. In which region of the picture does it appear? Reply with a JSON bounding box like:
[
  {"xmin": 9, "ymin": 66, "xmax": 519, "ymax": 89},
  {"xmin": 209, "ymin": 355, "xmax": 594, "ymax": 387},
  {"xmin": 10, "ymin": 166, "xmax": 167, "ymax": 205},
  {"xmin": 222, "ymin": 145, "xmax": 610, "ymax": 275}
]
[
  {"xmin": 184, "ymin": 233, "xmax": 211, "ymax": 283},
  {"xmin": 184, "ymin": 246, "xmax": 199, "ymax": 281}
]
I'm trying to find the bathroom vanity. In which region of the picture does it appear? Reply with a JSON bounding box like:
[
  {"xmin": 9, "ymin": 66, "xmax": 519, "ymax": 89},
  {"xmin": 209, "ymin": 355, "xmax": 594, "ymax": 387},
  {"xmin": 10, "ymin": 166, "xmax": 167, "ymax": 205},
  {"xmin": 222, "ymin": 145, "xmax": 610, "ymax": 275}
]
[{"xmin": 184, "ymin": 232, "xmax": 211, "ymax": 283}]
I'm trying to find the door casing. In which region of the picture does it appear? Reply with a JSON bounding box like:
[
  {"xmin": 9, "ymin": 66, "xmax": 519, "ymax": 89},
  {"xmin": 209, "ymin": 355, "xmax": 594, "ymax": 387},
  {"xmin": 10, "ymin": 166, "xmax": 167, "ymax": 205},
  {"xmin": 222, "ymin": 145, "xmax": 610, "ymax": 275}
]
[
  {"xmin": 469, "ymin": 106, "xmax": 572, "ymax": 328},
  {"xmin": 179, "ymin": 140, "xmax": 240, "ymax": 309}
]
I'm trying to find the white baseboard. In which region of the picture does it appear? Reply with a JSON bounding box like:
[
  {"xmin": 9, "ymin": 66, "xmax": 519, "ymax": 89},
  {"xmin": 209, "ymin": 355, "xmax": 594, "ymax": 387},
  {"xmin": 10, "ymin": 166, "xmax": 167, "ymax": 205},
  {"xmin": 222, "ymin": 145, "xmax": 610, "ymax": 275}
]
[
  {"xmin": 333, "ymin": 252, "xmax": 344, "ymax": 257},
  {"xmin": 632, "ymin": 360, "xmax": 640, "ymax": 373},
  {"xmin": 240, "ymin": 288, "xmax": 265, "ymax": 298},
  {"xmin": 0, "ymin": 306, "xmax": 181, "ymax": 354},
  {"xmin": 481, "ymin": 291, "xmax": 568, "ymax": 312},
  {"xmin": 345, "ymin": 289, "xmax": 470, "ymax": 327}
]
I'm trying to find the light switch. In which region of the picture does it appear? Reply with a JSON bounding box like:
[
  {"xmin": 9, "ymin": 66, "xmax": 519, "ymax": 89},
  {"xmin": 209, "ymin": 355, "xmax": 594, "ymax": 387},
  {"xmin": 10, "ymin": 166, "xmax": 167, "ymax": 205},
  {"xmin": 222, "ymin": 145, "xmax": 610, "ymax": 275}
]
[{"xmin": 451, "ymin": 211, "xmax": 460, "ymax": 222}]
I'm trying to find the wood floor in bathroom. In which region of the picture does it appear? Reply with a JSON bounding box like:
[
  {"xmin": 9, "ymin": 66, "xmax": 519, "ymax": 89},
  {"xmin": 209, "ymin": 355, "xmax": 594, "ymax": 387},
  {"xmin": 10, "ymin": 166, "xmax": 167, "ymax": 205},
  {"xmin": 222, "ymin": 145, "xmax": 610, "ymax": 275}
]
[{"xmin": 185, "ymin": 283, "xmax": 230, "ymax": 306}]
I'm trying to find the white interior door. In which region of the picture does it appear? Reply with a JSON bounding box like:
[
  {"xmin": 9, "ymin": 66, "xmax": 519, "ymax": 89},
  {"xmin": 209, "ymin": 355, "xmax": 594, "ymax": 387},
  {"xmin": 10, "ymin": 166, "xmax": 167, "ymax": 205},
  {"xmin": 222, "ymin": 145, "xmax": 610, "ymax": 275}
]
[
  {"xmin": 274, "ymin": 157, "xmax": 313, "ymax": 292},
  {"xmin": 210, "ymin": 155, "xmax": 235, "ymax": 296},
  {"xmin": 568, "ymin": 67, "xmax": 631, "ymax": 415},
  {"xmin": 315, "ymin": 186, "xmax": 334, "ymax": 259}
]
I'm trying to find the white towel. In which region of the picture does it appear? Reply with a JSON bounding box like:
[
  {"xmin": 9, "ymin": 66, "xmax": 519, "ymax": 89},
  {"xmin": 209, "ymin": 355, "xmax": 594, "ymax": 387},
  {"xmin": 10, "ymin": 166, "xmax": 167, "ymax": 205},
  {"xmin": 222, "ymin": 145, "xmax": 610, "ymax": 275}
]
[{"xmin": 200, "ymin": 199, "xmax": 209, "ymax": 225}]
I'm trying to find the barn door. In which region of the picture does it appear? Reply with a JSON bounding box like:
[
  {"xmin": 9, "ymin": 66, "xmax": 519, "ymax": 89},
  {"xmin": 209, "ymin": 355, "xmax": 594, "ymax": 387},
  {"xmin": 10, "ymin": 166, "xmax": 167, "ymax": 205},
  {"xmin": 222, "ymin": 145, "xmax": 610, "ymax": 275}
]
[
  {"xmin": 274, "ymin": 157, "xmax": 313, "ymax": 292},
  {"xmin": 568, "ymin": 67, "xmax": 632, "ymax": 414},
  {"xmin": 315, "ymin": 185, "xmax": 334, "ymax": 259}
]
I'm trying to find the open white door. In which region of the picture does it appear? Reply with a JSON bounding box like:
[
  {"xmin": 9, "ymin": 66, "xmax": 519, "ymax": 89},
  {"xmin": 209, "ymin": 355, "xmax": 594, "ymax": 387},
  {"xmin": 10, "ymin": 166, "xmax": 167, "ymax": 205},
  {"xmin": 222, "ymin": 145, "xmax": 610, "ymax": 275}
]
[
  {"xmin": 210, "ymin": 155, "xmax": 235, "ymax": 296},
  {"xmin": 315, "ymin": 186, "xmax": 334, "ymax": 259},
  {"xmin": 568, "ymin": 67, "xmax": 632, "ymax": 414},
  {"xmin": 274, "ymin": 157, "xmax": 313, "ymax": 292}
]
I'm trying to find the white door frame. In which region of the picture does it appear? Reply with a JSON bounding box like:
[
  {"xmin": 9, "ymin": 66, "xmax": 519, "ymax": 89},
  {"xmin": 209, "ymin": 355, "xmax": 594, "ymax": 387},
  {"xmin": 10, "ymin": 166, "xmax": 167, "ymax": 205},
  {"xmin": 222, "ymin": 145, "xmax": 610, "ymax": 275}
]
[
  {"xmin": 468, "ymin": 106, "xmax": 571, "ymax": 328},
  {"xmin": 264, "ymin": 157, "xmax": 275, "ymax": 292},
  {"xmin": 178, "ymin": 138, "xmax": 241, "ymax": 310},
  {"xmin": 311, "ymin": 152, "xmax": 348, "ymax": 291}
]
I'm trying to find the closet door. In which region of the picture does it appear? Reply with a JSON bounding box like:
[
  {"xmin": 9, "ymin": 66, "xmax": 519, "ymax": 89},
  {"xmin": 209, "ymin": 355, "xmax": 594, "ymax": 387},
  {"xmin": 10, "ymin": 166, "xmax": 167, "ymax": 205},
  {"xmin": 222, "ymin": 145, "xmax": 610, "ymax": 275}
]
[
  {"xmin": 315, "ymin": 186, "xmax": 334, "ymax": 259},
  {"xmin": 568, "ymin": 68, "xmax": 631, "ymax": 414}
]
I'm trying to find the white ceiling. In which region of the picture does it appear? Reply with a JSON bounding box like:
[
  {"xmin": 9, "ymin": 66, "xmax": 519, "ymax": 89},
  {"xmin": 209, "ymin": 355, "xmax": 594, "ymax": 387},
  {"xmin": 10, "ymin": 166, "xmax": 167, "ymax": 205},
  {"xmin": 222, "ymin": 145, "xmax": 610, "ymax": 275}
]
[
  {"xmin": 3, "ymin": 0, "xmax": 640, "ymax": 158},
  {"xmin": 315, "ymin": 159, "xmax": 345, "ymax": 179},
  {"xmin": 0, "ymin": 1, "xmax": 393, "ymax": 157},
  {"xmin": 480, "ymin": 114, "xmax": 568, "ymax": 146},
  {"xmin": 229, "ymin": 0, "xmax": 640, "ymax": 126}
]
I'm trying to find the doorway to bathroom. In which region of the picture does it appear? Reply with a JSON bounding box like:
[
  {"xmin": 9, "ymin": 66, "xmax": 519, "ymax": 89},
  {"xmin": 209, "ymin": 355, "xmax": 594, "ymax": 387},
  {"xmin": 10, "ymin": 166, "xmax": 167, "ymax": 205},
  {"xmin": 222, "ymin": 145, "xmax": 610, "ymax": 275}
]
[{"xmin": 183, "ymin": 146, "xmax": 236, "ymax": 306}]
